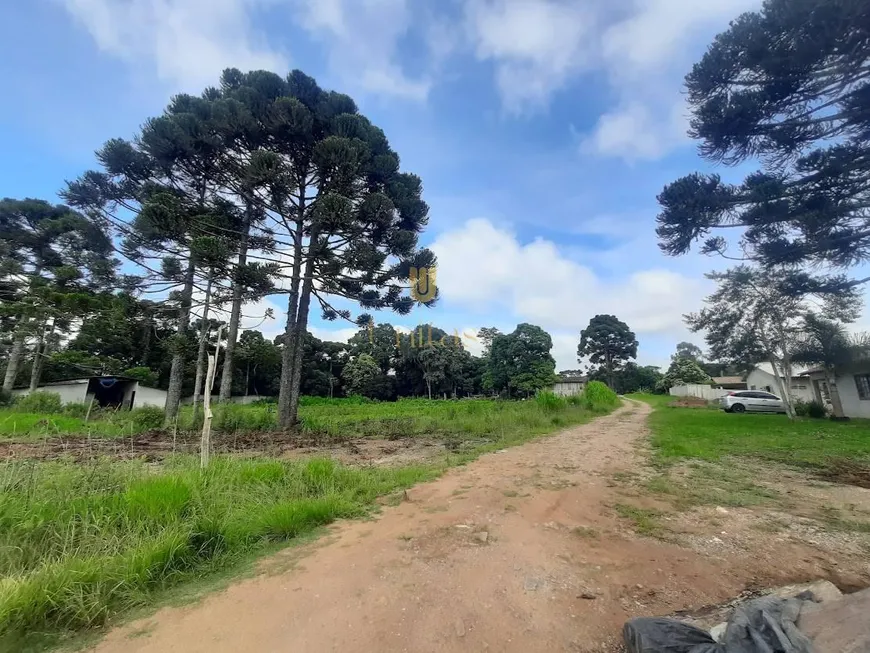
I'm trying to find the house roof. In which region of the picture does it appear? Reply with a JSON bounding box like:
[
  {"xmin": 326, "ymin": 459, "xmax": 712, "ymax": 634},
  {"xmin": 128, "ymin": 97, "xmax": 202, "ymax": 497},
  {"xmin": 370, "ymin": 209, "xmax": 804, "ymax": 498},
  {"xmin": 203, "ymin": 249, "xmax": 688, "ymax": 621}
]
[
  {"xmin": 753, "ymin": 363, "xmax": 812, "ymax": 377},
  {"xmin": 555, "ymin": 376, "xmax": 587, "ymax": 383},
  {"xmin": 16, "ymin": 375, "xmax": 141, "ymax": 389},
  {"xmin": 713, "ymin": 376, "xmax": 745, "ymax": 385}
]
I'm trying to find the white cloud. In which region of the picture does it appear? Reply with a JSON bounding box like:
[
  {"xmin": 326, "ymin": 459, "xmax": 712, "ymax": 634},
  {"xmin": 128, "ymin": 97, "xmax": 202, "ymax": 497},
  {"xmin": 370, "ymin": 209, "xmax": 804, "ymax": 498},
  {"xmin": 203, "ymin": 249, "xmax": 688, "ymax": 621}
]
[
  {"xmin": 430, "ymin": 218, "xmax": 710, "ymax": 367},
  {"xmin": 601, "ymin": 0, "xmax": 758, "ymax": 76},
  {"xmin": 582, "ymin": 101, "xmax": 688, "ymax": 162},
  {"xmin": 63, "ymin": 0, "xmax": 286, "ymax": 91},
  {"xmin": 64, "ymin": 0, "xmax": 431, "ymax": 101},
  {"xmin": 465, "ymin": 0, "xmax": 593, "ymax": 112},
  {"xmin": 584, "ymin": 0, "xmax": 761, "ymax": 160},
  {"xmin": 295, "ymin": 0, "xmax": 432, "ymax": 101},
  {"xmin": 463, "ymin": 0, "xmax": 761, "ymax": 158}
]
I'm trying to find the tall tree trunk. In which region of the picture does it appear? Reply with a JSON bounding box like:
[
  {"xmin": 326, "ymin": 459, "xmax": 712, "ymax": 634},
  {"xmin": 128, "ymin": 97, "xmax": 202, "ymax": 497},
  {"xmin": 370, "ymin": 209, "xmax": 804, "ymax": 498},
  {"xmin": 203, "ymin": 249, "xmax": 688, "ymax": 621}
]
[
  {"xmin": 28, "ymin": 322, "xmax": 46, "ymax": 392},
  {"xmin": 426, "ymin": 378, "xmax": 432, "ymax": 400},
  {"xmin": 164, "ymin": 259, "xmax": 196, "ymax": 425},
  {"xmin": 28, "ymin": 319, "xmax": 56, "ymax": 391},
  {"xmin": 2, "ymin": 327, "xmax": 26, "ymax": 393},
  {"xmin": 769, "ymin": 359, "xmax": 796, "ymax": 419},
  {"xmin": 218, "ymin": 205, "xmax": 252, "ymax": 402},
  {"xmin": 286, "ymin": 247, "xmax": 317, "ymax": 426},
  {"xmin": 140, "ymin": 312, "xmax": 153, "ymax": 367},
  {"xmin": 191, "ymin": 270, "xmax": 214, "ymax": 423},
  {"xmin": 278, "ymin": 222, "xmax": 305, "ymax": 429},
  {"xmin": 824, "ymin": 368, "xmax": 846, "ymax": 418}
]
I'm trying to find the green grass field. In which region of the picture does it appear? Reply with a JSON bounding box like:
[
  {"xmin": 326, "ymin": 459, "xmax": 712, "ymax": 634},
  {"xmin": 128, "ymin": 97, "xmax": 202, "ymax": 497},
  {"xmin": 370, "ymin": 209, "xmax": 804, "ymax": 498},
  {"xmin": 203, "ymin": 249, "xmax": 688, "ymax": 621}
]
[
  {"xmin": 0, "ymin": 393, "xmax": 619, "ymax": 443},
  {"xmin": 628, "ymin": 393, "xmax": 870, "ymax": 471},
  {"xmin": 0, "ymin": 385, "xmax": 620, "ymax": 647}
]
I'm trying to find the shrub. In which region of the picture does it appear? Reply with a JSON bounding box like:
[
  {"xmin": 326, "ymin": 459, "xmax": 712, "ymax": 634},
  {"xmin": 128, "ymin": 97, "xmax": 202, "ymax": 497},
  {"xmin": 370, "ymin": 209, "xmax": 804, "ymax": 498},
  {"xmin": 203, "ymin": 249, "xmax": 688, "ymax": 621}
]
[
  {"xmin": 793, "ymin": 399, "xmax": 827, "ymax": 419},
  {"xmin": 213, "ymin": 403, "xmax": 275, "ymax": 433},
  {"xmin": 130, "ymin": 406, "xmax": 165, "ymax": 430},
  {"xmin": 0, "ymin": 389, "xmax": 12, "ymax": 407},
  {"xmin": 535, "ymin": 391, "xmax": 567, "ymax": 412},
  {"xmin": 14, "ymin": 391, "xmax": 63, "ymax": 414},
  {"xmin": 62, "ymin": 402, "xmax": 90, "ymax": 418},
  {"xmin": 581, "ymin": 381, "xmax": 620, "ymax": 412}
]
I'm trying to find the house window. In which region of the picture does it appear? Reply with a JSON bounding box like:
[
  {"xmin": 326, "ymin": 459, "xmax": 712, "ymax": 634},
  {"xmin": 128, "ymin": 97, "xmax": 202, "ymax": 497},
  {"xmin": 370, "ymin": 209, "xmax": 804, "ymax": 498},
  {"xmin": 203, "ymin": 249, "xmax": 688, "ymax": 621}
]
[{"xmin": 855, "ymin": 374, "xmax": 870, "ymax": 400}]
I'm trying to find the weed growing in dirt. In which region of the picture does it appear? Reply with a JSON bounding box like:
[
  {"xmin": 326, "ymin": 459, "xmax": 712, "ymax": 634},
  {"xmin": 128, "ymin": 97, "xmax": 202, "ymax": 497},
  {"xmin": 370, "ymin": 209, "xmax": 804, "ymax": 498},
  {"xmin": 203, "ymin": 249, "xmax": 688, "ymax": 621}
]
[
  {"xmin": 571, "ymin": 526, "xmax": 600, "ymax": 539},
  {"xmin": 614, "ymin": 504, "xmax": 665, "ymax": 538},
  {"xmin": 645, "ymin": 463, "xmax": 780, "ymax": 510}
]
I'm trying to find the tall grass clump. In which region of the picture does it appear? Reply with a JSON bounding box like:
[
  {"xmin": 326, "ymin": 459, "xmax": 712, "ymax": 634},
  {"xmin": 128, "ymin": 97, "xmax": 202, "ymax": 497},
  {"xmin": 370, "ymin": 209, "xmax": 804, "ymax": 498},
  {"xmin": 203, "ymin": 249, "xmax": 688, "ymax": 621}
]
[
  {"xmin": 0, "ymin": 456, "xmax": 436, "ymax": 639},
  {"xmin": 535, "ymin": 391, "xmax": 567, "ymax": 412},
  {"xmin": 13, "ymin": 391, "xmax": 63, "ymax": 414},
  {"xmin": 129, "ymin": 406, "xmax": 165, "ymax": 430},
  {"xmin": 579, "ymin": 381, "xmax": 620, "ymax": 412}
]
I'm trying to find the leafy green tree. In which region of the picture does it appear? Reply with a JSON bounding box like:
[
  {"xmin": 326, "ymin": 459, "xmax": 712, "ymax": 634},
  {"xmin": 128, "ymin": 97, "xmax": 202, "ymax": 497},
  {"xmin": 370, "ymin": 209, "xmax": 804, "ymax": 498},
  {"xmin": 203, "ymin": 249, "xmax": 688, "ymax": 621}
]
[
  {"xmin": 485, "ymin": 323, "xmax": 557, "ymax": 397},
  {"xmin": 231, "ymin": 330, "xmax": 282, "ymax": 397},
  {"xmin": 341, "ymin": 353, "xmax": 384, "ymax": 399},
  {"xmin": 299, "ymin": 333, "xmax": 348, "ymax": 398},
  {"xmin": 657, "ymin": 0, "xmax": 870, "ymax": 294},
  {"xmin": 348, "ymin": 323, "xmax": 398, "ymax": 374},
  {"xmin": 65, "ymin": 92, "xmax": 273, "ymax": 423},
  {"xmin": 686, "ymin": 266, "xmax": 861, "ymax": 418},
  {"xmin": 193, "ymin": 70, "xmax": 434, "ymax": 426},
  {"xmin": 792, "ymin": 314, "xmax": 870, "ymax": 418},
  {"xmin": 0, "ymin": 198, "xmax": 115, "ymax": 392},
  {"xmin": 394, "ymin": 324, "xmax": 448, "ymax": 397},
  {"xmin": 67, "ymin": 294, "xmax": 174, "ymax": 386},
  {"xmin": 477, "ymin": 327, "xmax": 502, "ymax": 356},
  {"xmin": 601, "ymin": 363, "xmax": 662, "ymax": 395},
  {"xmin": 122, "ymin": 366, "xmax": 159, "ymax": 387},
  {"xmin": 577, "ymin": 315, "xmax": 638, "ymax": 390},
  {"xmin": 656, "ymin": 358, "xmax": 713, "ymax": 393},
  {"xmin": 672, "ymin": 342, "xmax": 703, "ymax": 363}
]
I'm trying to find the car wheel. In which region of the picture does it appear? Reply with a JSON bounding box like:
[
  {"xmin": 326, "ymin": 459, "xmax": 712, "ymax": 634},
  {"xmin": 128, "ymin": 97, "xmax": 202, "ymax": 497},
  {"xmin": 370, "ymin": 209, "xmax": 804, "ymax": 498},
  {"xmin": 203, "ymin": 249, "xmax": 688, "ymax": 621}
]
[{"xmin": 731, "ymin": 403, "xmax": 746, "ymax": 413}]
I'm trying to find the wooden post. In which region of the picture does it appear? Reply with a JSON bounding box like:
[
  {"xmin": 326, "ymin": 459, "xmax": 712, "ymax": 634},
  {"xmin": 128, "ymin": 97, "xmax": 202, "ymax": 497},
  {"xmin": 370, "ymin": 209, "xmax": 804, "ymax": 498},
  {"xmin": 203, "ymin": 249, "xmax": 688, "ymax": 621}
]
[{"xmin": 201, "ymin": 326, "xmax": 223, "ymax": 468}]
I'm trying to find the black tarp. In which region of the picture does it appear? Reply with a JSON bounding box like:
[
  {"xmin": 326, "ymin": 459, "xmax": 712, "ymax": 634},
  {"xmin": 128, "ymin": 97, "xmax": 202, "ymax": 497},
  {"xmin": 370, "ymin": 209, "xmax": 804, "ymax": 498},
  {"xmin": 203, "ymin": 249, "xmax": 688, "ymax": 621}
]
[{"xmin": 624, "ymin": 596, "xmax": 816, "ymax": 653}]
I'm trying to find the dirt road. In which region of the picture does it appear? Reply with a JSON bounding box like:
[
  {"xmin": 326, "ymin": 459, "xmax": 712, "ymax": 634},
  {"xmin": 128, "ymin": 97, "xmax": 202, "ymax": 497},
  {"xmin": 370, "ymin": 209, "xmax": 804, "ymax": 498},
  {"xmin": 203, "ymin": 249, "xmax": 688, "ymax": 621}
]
[{"xmin": 91, "ymin": 400, "xmax": 860, "ymax": 652}]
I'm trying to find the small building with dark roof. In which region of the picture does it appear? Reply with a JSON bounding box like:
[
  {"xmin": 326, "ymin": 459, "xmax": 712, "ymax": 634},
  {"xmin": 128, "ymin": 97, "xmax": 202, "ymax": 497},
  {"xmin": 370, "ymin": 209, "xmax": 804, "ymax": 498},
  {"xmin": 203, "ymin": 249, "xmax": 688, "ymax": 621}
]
[{"xmin": 11, "ymin": 376, "xmax": 166, "ymax": 409}]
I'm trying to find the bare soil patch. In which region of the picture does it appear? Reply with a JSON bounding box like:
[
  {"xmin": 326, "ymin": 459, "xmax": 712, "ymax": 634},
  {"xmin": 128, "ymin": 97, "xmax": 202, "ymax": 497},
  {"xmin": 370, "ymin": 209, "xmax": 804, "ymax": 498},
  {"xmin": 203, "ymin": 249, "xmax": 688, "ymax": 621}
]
[
  {"xmin": 86, "ymin": 400, "xmax": 870, "ymax": 653},
  {"xmin": 668, "ymin": 397, "xmax": 712, "ymax": 408},
  {"xmin": 0, "ymin": 430, "xmax": 446, "ymax": 466}
]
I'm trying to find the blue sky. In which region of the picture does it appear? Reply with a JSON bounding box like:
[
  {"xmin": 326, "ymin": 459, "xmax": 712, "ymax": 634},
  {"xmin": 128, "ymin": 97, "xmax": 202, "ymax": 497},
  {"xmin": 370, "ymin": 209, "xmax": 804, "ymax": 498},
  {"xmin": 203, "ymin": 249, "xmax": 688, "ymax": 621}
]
[{"xmin": 7, "ymin": 0, "xmax": 863, "ymax": 371}]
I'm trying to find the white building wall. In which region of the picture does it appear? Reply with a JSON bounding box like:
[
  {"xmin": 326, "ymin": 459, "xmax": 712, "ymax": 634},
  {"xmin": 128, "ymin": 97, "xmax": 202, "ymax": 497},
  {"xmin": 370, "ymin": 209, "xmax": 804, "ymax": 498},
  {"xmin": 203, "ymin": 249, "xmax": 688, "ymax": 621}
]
[
  {"xmin": 552, "ymin": 382, "xmax": 584, "ymax": 397},
  {"xmin": 11, "ymin": 382, "xmax": 88, "ymax": 405},
  {"xmin": 836, "ymin": 372, "xmax": 870, "ymax": 419},
  {"xmin": 746, "ymin": 368, "xmax": 815, "ymax": 402},
  {"xmin": 133, "ymin": 385, "xmax": 168, "ymax": 408},
  {"xmin": 669, "ymin": 384, "xmax": 728, "ymax": 401}
]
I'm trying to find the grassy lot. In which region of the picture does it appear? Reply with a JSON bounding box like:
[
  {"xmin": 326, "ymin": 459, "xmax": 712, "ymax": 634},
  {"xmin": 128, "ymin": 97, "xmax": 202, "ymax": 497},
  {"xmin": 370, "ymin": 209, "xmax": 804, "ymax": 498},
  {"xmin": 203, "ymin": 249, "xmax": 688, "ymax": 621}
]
[
  {"xmin": 0, "ymin": 386, "xmax": 620, "ymax": 648},
  {"xmin": 0, "ymin": 393, "xmax": 618, "ymax": 443},
  {"xmin": 628, "ymin": 393, "xmax": 870, "ymax": 472}
]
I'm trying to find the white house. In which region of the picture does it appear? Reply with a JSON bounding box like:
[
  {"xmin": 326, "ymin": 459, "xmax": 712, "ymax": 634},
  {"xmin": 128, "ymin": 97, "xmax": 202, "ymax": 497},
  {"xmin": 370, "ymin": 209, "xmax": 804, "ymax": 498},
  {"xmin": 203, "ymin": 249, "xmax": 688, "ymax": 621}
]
[
  {"xmin": 745, "ymin": 363, "xmax": 816, "ymax": 402},
  {"xmin": 552, "ymin": 375, "xmax": 587, "ymax": 396},
  {"xmin": 12, "ymin": 376, "xmax": 167, "ymax": 409},
  {"xmin": 802, "ymin": 365, "xmax": 870, "ymax": 419}
]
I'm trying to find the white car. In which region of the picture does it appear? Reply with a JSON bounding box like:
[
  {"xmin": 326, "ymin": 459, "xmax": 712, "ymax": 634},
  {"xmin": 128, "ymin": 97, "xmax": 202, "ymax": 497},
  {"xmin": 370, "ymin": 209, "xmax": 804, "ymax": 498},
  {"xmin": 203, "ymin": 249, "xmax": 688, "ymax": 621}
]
[{"xmin": 720, "ymin": 391, "xmax": 786, "ymax": 414}]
